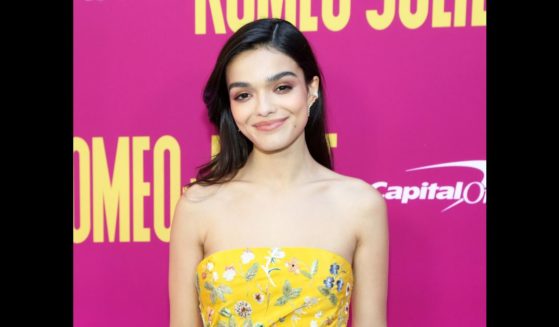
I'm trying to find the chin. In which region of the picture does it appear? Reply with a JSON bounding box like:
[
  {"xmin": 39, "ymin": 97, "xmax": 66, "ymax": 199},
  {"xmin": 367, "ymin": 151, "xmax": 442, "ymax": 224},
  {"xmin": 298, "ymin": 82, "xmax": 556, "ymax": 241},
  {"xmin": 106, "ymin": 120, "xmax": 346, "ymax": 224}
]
[
  {"xmin": 253, "ymin": 142, "xmax": 290, "ymax": 153},
  {"xmin": 254, "ymin": 134, "xmax": 304, "ymax": 153}
]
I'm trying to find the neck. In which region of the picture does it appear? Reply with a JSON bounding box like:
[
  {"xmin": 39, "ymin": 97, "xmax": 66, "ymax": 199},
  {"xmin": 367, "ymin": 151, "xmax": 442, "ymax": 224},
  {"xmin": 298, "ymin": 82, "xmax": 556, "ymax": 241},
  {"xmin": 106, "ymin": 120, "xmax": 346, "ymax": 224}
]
[{"xmin": 235, "ymin": 134, "xmax": 318, "ymax": 190}]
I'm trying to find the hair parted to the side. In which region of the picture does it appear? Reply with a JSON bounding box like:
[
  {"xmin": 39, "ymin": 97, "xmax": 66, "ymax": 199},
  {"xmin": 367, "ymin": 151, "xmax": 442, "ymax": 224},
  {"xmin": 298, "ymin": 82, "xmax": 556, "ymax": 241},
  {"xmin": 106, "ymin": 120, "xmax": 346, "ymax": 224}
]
[{"xmin": 186, "ymin": 18, "xmax": 333, "ymax": 188}]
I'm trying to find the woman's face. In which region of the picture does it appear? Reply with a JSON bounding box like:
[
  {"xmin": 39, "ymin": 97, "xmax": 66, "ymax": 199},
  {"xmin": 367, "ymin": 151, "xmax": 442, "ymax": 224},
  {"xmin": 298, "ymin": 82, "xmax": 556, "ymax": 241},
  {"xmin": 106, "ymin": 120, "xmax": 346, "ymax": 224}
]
[{"xmin": 226, "ymin": 46, "xmax": 319, "ymax": 153}]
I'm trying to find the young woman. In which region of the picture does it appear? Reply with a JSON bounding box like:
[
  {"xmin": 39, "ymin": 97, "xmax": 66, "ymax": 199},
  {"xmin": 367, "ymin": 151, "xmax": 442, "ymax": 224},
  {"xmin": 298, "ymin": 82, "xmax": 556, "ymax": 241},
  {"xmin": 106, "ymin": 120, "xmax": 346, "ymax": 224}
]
[{"xmin": 169, "ymin": 18, "xmax": 388, "ymax": 327}]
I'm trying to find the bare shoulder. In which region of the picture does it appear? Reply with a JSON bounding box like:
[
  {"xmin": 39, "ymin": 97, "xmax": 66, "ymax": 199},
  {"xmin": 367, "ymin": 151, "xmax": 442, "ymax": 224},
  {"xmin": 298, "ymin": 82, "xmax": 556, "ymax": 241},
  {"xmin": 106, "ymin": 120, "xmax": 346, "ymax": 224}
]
[
  {"xmin": 171, "ymin": 183, "xmax": 221, "ymax": 244},
  {"xmin": 175, "ymin": 183, "xmax": 213, "ymax": 221},
  {"xmin": 327, "ymin": 174, "xmax": 388, "ymax": 255},
  {"xmin": 182, "ymin": 182, "xmax": 224, "ymax": 204},
  {"xmin": 325, "ymin": 172, "xmax": 385, "ymax": 209},
  {"xmin": 169, "ymin": 183, "xmax": 217, "ymax": 326},
  {"xmin": 335, "ymin": 176, "xmax": 389, "ymax": 323},
  {"xmin": 347, "ymin": 177, "xmax": 386, "ymax": 214},
  {"xmin": 325, "ymin": 172, "xmax": 387, "ymax": 225}
]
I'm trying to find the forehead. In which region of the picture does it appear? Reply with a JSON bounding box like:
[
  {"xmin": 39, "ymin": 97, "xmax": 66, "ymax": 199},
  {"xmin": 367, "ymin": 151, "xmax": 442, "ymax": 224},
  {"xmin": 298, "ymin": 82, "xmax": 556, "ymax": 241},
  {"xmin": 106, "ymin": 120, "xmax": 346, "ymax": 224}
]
[{"xmin": 225, "ymin": 47, "xmax": 302, "ymax": 85}]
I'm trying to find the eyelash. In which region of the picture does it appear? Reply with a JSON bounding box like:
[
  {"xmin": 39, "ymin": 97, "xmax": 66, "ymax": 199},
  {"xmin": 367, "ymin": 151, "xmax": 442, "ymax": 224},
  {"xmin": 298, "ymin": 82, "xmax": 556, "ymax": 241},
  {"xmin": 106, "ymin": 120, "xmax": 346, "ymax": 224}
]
[{"xmin": 233, "ymin": 85, "xmax": 293, "ymax": 101}]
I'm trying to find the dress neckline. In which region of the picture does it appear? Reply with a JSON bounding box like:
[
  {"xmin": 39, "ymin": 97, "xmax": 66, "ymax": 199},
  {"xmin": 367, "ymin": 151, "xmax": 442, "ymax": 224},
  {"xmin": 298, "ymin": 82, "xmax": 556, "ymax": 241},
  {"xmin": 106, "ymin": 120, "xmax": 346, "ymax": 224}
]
[{"xmin": 196, "ymin": 246, "xmax": 353, "ymax": 274}]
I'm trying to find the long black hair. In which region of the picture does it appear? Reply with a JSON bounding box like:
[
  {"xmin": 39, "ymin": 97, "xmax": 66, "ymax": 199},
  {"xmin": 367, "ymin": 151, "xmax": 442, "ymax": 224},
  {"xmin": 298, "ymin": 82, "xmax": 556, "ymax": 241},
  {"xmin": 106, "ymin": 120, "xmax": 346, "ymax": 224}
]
[{"xmin": 186, "ymin": 18, "xmax": 333, "ymax": 188}]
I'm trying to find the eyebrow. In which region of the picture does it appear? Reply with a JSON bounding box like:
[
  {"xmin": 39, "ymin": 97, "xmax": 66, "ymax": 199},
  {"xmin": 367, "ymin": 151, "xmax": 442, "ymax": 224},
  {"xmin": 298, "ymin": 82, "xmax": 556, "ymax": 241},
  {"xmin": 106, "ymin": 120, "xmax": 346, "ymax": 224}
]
[{"xmin": 227, "ymin": 71, "xmax": 297, "ymax": 92}]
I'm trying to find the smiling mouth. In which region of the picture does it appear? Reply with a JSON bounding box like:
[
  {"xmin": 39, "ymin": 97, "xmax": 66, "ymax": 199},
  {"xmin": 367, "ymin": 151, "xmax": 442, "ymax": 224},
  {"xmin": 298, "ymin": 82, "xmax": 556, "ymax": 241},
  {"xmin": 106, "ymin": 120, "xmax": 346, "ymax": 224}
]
[{"xmin": 253, "ymin": 117, "xmax": 288, "ymax": 131}]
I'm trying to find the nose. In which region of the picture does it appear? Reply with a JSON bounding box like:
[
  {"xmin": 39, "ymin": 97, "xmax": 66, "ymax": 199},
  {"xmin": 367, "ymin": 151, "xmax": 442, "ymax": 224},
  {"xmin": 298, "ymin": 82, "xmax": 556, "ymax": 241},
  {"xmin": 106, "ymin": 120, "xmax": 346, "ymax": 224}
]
[{"xmin": 255, "ymin": 92, "xmax": 277, "ymax": 116}]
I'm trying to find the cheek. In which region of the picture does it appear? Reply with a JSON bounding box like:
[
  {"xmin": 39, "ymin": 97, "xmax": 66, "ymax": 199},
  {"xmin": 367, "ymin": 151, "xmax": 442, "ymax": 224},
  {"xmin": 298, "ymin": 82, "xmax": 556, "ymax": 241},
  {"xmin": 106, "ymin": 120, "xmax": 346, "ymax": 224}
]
[
  {"xmin": 230, "ymin": 107, "xmax": 248, "ymax": 124},
  {"xmin": 286, "ymin": 91, "xmax": 307, "ymax": 110}
]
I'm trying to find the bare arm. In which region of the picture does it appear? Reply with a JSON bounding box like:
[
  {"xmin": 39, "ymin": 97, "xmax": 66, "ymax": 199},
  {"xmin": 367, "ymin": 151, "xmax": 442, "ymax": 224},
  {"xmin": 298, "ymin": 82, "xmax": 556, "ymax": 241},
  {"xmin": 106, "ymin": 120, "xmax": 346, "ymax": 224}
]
[
  {"xmin": 169, "ymin": 188, "xmax": 205, "ymax": 327},
  {"xmin": 351, "ymin": 184, "xmax": 389, "ymax": 327}
]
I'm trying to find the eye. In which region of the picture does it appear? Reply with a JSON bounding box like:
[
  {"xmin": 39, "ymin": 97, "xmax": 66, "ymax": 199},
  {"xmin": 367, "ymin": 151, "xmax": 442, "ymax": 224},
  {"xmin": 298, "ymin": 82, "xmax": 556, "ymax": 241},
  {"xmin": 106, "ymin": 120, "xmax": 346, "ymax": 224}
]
[
  {"xmin": 234, "ymin": 93, "xmax": 249, "ymax": 101},
  {"xmin": 233, "ymin": 85, "xmax": 292, "ymax": 102},
  {"xmin": 276, "ymin": 85, "xmax": 292, "ymax": 92}
]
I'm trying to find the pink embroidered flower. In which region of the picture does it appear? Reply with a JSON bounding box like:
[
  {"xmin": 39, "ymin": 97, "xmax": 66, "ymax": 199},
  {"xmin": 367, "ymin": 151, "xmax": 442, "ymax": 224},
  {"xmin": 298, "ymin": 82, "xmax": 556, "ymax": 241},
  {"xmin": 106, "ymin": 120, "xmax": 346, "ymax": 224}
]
[
  {"xmin": 201, "ymin": 261, "xmax": 214, "ymax": 280},
  {"xmin": 253, "ymin": 292, "xmax": 265, "ymax": 303},
  {"xmin": 234, "ymin": 300, "xmax": 252, "ymax": 318},
  {"xmin": 285, "ymin": 258, "xmax": 301, "ymax": 274}
]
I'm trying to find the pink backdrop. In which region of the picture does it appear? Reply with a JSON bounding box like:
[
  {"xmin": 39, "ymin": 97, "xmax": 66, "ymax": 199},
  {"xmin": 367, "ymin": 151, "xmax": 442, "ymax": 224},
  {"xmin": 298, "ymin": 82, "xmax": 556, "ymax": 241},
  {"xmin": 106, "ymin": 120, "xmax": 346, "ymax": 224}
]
[{"xmin": 74, "ymin": 1, "xmax": 486, "ymax": 326}]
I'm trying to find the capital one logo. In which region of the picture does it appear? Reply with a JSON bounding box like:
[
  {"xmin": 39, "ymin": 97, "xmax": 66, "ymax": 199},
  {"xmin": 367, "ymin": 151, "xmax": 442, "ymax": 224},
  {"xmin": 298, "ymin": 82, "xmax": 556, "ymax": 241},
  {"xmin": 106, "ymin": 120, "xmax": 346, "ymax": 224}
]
[{"xmin": 373, "ymin": 160, "xmax": 486, "ymax": 212}]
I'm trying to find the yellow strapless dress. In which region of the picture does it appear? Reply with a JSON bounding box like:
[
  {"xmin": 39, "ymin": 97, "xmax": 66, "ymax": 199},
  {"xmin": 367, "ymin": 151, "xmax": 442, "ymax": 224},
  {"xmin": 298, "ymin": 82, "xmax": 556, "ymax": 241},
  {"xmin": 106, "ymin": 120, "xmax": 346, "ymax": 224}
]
[{"xmin": 195, "ymin": 247, "xmax": 353, "ymax": 327}]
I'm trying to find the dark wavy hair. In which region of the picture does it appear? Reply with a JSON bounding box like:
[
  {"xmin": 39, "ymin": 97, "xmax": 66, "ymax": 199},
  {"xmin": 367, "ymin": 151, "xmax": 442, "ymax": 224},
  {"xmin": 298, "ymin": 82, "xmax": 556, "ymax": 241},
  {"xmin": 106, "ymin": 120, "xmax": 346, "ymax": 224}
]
[{"xmin": 186, "ymin": 18, "xmax": 333, "ymax": 188}]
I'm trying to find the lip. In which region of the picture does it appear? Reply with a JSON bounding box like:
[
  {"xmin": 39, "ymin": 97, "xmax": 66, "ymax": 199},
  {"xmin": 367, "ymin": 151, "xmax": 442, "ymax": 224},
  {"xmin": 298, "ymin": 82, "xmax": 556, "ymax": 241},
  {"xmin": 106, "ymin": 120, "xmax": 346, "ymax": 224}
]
[{"xmin": 253, "ymin": 117, "xmax": 288, "ymax": 131}]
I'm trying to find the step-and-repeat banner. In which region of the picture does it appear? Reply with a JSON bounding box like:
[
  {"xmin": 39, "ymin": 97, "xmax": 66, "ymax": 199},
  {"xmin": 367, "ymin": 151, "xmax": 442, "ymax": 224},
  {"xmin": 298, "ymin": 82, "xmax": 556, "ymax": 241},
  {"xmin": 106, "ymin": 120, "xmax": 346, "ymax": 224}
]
[{"xmin": 74, "ymin": 1, "xmax": 486, "ymax": 326}]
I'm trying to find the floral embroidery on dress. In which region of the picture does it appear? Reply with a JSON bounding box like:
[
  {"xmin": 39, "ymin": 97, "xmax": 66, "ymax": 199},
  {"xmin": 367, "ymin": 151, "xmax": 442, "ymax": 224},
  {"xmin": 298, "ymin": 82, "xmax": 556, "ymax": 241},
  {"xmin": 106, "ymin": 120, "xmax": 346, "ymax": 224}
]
[{"xmin": 196, "ymin": 247, "xmax": 353, "ymax": 327}]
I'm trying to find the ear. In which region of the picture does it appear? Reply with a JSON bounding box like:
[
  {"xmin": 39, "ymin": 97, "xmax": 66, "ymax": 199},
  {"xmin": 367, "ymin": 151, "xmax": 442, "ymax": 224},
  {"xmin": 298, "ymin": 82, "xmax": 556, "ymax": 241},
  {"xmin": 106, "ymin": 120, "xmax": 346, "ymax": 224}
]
[{"xmin": 308, "ymin": 75, "xmax": 320, "ymax": 105}]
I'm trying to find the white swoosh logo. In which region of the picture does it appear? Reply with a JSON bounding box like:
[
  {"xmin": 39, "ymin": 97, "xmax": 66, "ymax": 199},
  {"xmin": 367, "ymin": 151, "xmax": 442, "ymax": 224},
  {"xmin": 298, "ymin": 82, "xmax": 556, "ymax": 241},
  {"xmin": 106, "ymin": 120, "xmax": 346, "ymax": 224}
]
[{"xmin": 406, "ymin": 160, "xmax": 486, "ymax": 212}]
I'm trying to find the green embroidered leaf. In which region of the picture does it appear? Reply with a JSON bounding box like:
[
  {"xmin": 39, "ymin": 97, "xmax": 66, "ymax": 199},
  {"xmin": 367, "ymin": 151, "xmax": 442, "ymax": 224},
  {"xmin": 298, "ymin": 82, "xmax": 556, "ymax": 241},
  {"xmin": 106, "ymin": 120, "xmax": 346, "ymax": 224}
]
[
  {"xmin": 217, "ymin": 321, "xmax": 228, "ymax": 327},
  {"xmin": 318, "ymin": 285, "xmax": 330, "ymax": 296},
  {"xmin": 214, "ymin": 284, "xmax": 233, "ymax": 302},
  {"xmin": 204, "ymin": 282, "xmax": 215, "ymax": 291},
  {"xmin": 210, "ymin": 291, "xmax": 217, "ymax": 304},
  {"xmin": 218, "ymin": 285, "xmax": 233, "ymax": 294},
  {"xmin": 242, "ymin": 318, "xmax": 253, "ymax": 327},
  {"xmin": 228, "ymin": 316, "xmax": 237, "ymax": 327},
  {"xmin": 245, "ymin": 263, "xmax": 259, "ymax": 281},
  {"xmin": 300, "ymin": 270, "xmax": 312, "ymax": 279},
  {"xmin": 328, "ymin": 293, "xmax": 338, "ymax": 305},
  {"xmin": 288, "ymin": 287, "xmax": 302, "ymax": 299},
  {"xmin": 282, "ymin": 280, "xmax": 292, "ymax": 295},
  {"xmin": 219, "ymin": 308, "xmax": 232, "ymax": 317},
  {"xmin": 310, "ymin": 260, "xmax": 318, "ymax": 276},
  {"xmin": 274, "ymin": 295, "xmax": 288, "ymax": 305},
  {"xmin": 254, "ymin": 323, "xmax": 264, "ymax": 327}
]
